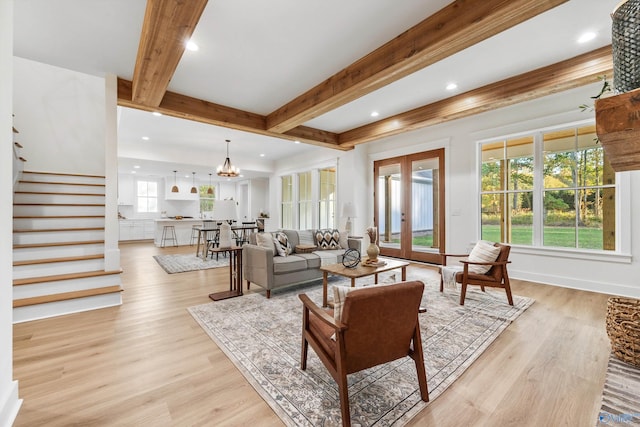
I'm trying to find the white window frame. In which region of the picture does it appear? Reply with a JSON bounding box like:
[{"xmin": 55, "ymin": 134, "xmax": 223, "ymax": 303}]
[
  {"xmin": 477, "ymin": 119, "xmax": 631, "ymax": 263},
  {"xmin": 136, "ymin": 178, "xmax": 159, "ymax": 213}
]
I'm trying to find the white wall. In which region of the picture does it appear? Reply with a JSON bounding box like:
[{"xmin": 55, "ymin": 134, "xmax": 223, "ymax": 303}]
[
  {"xmin": 1, "ymin": 1, "xmax": 23, "ymax": 424},
  {"xmin": 13, "ymin": 57, "xmax": 105, "ymax": 175}
]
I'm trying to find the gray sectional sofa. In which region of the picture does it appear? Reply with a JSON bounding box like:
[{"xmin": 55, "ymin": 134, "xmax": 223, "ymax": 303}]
[{"xmin": 243, "ymin": 229, "xmax": 362, "ymax": 298}]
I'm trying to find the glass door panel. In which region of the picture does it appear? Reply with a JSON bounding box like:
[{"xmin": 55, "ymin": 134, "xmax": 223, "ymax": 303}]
[
  {"xmin": 411, "ymin": 158, "xmax": 439, "ymax": 253},
  {"xmin": 377, "ymin": 162, "xmax": 402, "ymax": 254}
]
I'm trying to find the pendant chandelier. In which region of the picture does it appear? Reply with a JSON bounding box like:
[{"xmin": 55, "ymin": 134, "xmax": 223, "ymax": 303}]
[
  {"xmin": 207, "ymin": 173, "xmax": 214, "ymax": 194},
  {"xmin": 217, "ymin": 139, "xmax": 240, "ymax": 177},
  {"xmin": 190, "ymin": 172, "xmax": 197, "ymax": 194},
  {"xmin": 171, "ymin": 170, "xmax": 179, "ymax": 193}
]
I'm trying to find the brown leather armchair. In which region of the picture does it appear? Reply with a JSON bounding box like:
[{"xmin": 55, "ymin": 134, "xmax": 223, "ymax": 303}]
[
  {"xmin": 299, "ymin": 281, "xmax": 429, "ymax": 427},
  {"xmin": 440, "ymin": 242, "xmax": 513, "ymax": 306}
]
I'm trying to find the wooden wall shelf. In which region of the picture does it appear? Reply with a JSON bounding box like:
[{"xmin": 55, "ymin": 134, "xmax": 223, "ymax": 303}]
[{"xmin": 595, "ymin": 87, "xmax": 640, "ymax": 172}]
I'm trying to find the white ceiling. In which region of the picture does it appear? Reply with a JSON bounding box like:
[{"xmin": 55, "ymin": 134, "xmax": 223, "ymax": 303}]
[{"xmin": 13, "ymin": 0, "xmax": 618, "ymax": 179}]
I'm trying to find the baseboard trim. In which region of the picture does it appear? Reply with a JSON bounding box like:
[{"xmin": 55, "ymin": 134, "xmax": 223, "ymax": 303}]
[
  {"xmin": 0, "ymin": 380, "xmax": 22, "ymax": 427},
  {"xmin": 510, "ymin": 269, "xmax": 640, "ymax": 298}
]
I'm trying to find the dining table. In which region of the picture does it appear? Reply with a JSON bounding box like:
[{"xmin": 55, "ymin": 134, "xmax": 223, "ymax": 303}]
[{"xmin": 194, "ymin": 224, "xmax": 258, "ymax": 259}]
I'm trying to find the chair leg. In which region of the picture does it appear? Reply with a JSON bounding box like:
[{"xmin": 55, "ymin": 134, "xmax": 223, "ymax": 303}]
[
  {"xmin": 411, "ymin": 326, "xmax": 429, "ymax": 402},
  {"xmin": 439, "ymin": 275, "xmax": 444, "ymax": 293},
  {"xmin": 459, "ymin": 282, "xmax": 468, "ymax": 306},
  {"xmin": 503, "ymin": 272, "xmax": 514, "ymax": 306},
  {"xmin": 301, "ymin": 308, "xmax": 309, "ymax": 370},
  {"xmin": 337, "ymin": 372, "xmax": 351, "ymax": 427},
  {"xmin": 266, "ymin": 290, "xmax": 271, "ymax": 299}
]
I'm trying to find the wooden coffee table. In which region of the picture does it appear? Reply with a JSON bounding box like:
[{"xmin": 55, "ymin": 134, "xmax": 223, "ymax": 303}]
[{"xmin": 320, "ymin": 257, "xmax": 410, "ymax": 307}]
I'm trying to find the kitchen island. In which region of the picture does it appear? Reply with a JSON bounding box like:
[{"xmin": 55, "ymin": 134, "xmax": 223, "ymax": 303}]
[{"xmin": 154, "ymin": 218, "xmax": 203, "ymax": 247}]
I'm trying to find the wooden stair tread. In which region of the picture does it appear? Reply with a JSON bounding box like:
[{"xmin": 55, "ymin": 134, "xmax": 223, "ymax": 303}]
[
  {"xmin": 13, "ymin": 215, "xmax": 105, "ymax": 219},
  {"xmin": 14, "ymin": 227, "xmax": 105, "ymax": 233},
  {"xmin": 18, "ymin": 180, "xmax": 105, "ymax": 187},
  {"xmin": 23, "ymin": 171, "xmax": 105, "ymax": 179},
  {"xmin": 15, "ymin": 191, "xmax": 105, "ymax": 196},
  {"xmin": 14, "ymin": 141, "xmax": 23, "ymax": 148},
  {"xmin": 19, "ymin": 157, "xmax": 27, "ymax": 162},
  {"xmin": 13, "ymin": 269, "xmax": 123, "ymax": 286},
  {"xmin": 13, "ymin": 254, "xmax": 104, "ymax": 266},
  {"xmin": 14, "ymin": 203, "xmax": 106, "ymax": 206},
  {"xmin": 13, "ymin": 285, "xmax": 123, "ymax": 308},
  {"xmin": 14, "ymin": 240, "xmax": 105, "ymax": 249},
  {"xmin": 13, "ymin": 126, "xmax": 19, "ymax": 133}
]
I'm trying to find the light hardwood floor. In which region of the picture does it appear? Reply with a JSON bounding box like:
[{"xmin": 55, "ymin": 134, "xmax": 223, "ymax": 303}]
[{"xmin": 13, "ymin": 241, "xmax": 612, "ymax": 426}]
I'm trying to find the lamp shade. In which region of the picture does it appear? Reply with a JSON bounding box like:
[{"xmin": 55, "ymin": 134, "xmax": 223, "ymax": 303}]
[
  {"xmin": 342, "ymin": 202, "xmax": 357, "ymax": 218},
  {"xmin": 211, "ymin": 199, "xmax": 238, "ymax": 222}
]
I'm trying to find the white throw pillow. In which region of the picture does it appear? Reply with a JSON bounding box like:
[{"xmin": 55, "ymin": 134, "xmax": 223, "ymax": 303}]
[
  {"xmin": 255, "ymin": 232, "xmax": 275, "ymax": 253},
  {"xmin": 338, "ymin": 230, "xmax": 349, "ymax": 249},
  {"xmin": 467, "ymin": 241, "xmax": 501, "ymax": 274}
]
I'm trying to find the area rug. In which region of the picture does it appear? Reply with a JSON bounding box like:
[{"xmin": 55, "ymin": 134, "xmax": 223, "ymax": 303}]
[
  {"xmin": 152, "ymin": 253, "xmax": 229, "ymax": 273},
  {"xmin": 597, "ymin": 354, "xmax": 640, "ymax": 426},
  {"xmin": 188, "ymin": 268, "xmax": 534, "ymax": 426}
]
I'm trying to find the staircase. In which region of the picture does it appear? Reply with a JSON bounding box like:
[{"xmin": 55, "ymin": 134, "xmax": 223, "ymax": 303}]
[{"xmin": 13, "ymin": 171, "xmax": 122, "ymax": 323}]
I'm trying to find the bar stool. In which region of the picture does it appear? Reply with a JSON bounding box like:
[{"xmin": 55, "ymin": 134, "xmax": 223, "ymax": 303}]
[
  {"xmin": 190, "ymin": 222, "xmax": 202, "ymax": 246},
  {"xmin": 161, "ymin": 225, "xmax": 178, "ymax": 248},
  {"xmin": 238, "ymin": 221, "xmax": 255, "ymax": 246}
]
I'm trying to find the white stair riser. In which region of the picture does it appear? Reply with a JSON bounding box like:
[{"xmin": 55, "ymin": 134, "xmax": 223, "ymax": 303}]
[
  {"xmin": 13, "ymin": 244, "xmax": 105, "ymax": 262},
  {"xmin": 21, "ymin": 173, "xmax": 105, "ymax": 185},
  {"xmin": 13, "ymin": 259, "xmax": 105, "ymax": 280},
  {"xmin": 14, "ymin": 193, "xmax": 105, "ymax": 204},
  {"xmin": 13, "ymin": 293, "xmax": 122, "ymax": 324},
  {"xmin": 17, "ymin": 182, "xmax": 105, "ymax": 195},
  {"xmin": 13, "ymin": 205, "xmax": 105, "ymax": 216},
  {"xmin": 14, "ymin": 229, "xmax": 104, "ymax": 245},
  {"xmin": 14, "ymin": 217, "xmax": 105, "ymax": 230}
]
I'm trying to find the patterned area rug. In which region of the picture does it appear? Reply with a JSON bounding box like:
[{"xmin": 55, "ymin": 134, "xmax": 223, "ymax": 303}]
[
  {"xmin": 597, "ymin": 355, "xmax": 640, "ymax": 426},
  {"xmin": 188, "ymin": 269, "xmax": 534, "ymax": 426},
  {"xmin": 152, "ymin": 253, "xmax": 229, "ymax": 273}
]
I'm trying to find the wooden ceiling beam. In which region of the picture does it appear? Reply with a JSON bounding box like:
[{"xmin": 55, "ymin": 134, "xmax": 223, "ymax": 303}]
[
  {"xmin": 338, "ymin": 46, "xmax": 614, "ymax": 147},
  {"xmin": 118, "ymin": 78, "xmax": 345, "ymax": 150},
  {"xmin": 131, "ymin": 0, "xmax": 208, "ymax": 107},
  {"xmin": 265, "ymin": 0, "xmax": 569, "ymax": 134}
]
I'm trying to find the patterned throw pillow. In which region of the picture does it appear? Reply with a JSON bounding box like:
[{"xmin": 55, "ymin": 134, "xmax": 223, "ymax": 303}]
[
  {"xmin": 273, "ymin": 231, "xmax": 293, "ymax": 257},
  {"xmin": 467, "ymin": 241, "xmax": 501, "ymax": 274},
  {"xmin": 315, "ymin": 229, "xmax": 341, "ymax": 250}
]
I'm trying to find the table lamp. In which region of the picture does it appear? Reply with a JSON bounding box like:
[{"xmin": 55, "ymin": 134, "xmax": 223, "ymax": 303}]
[{"xmin": 342, "ymin": 202, "xmax": 357, "ymax": 237}]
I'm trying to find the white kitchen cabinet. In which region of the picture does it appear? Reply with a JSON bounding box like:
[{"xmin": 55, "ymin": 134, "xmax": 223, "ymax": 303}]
[
  {"xmin": 119, "ymin": 219, "xmax": 155, "ymax": 241},
  {"xmin": 118, "ymin": 175, "xmax": 134, "ymax": 205}
]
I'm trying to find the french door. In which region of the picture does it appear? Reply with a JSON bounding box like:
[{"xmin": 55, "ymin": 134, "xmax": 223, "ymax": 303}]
[{"xmin": 373, "ymin": 148, "xmax": 445, "ymax": 264}]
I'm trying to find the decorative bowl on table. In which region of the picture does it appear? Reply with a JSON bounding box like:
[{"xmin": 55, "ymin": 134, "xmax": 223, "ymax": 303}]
[{"xmin": 174, "ymin": 215, "xmax": 183, "ymax": 220}]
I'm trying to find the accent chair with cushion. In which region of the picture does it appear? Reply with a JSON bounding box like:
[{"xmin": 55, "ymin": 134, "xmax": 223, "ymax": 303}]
[
  {"xmin": 298, "ymin": 280, "xmax": 429, "ymax": 427},
  {"xmin": 439, "ymin": 241, "xmax": 513, "ymax": 306}
]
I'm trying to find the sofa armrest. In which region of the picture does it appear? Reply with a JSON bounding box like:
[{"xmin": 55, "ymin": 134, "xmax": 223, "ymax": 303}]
[{"xmin": 243, "ymin": 244, "xmax": 275, "ymax": 288}]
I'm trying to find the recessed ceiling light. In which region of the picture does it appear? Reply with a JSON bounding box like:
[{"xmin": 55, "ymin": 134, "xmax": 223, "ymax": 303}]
[
  {"xmin": 294, "ymin": 140, "xmax": 300, "ymax": 144},
  {"xmin": 370, "ymin": 111, "xmax": 379, "ymax": 117},
  {"xmin": 186, "ymin": 40, "xmax": 199, "ymax": 51},
  {"xmin": 185, "ymin": 174, "xmax": 190, "ymax": 178},
  {"xmin": 142, "ymin": 136, "xmax": 149, "ymax": 141},
  {"xmin": 134, "ymin": 165, "xmax": 140, "ymax": 169},
  {"xmin": 131, "ymin": 171, "xmax": 136, "ymax": 174},
  {"xmin": 446, "ymin": 83, "xmax": 458, "ymax": 91},
  {"xmin": 578, "ymin": 32, "xmax": 596, "ymax": 44},
  {"xmin": 260, "ymin": 153, "xmax": 265, "ymax": 157},
  {"xmin": 239, "ymin": 174, "xmax": 244, "ymax": 178},
  {"xmin": 152, "ymin": 112, "xmax": 162, "ymax": 117}
]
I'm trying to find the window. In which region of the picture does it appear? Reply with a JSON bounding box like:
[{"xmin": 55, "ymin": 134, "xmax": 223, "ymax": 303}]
[
  {"xmin": 319, "ymin": 167, "xmax": 336, "ymax": 229},
  {"xmin": 298, "ymin": 171, "xmax": 312, "ymax": 229},
  {"xmin": 480, "ymin": 124, "xmax": 616, "ymax": 251},
  {"xmin": 136, "ymin": 180, "xmax": 158, "ymax": 213},
  {"xmin": 199, "ymin": 184, "xmax": 214, "ymax": 214},
  {"xmin": 281, "ymin": 175, "xmax": 294, "ymax": 229}
]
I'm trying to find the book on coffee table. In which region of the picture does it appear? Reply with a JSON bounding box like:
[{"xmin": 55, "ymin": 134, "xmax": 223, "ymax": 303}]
[{"xmin": 363, "ymin": 259, "xmax": 387, "ymax": 267}]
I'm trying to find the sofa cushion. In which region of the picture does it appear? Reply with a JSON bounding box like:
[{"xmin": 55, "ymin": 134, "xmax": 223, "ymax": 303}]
[
  {"xmin": 315, "ymin": 228, "xmax": 341, "ymax": 249},
  {"xmin": 295, "ymin": 252, "xmax": 322, "ymax": 269},
  {"xmin": 283, "ymin": 229, "xmax": 300, "ymax": 247},
  {"xmin": 273, "ymin": 255, "xmax": 308, "ymax": 274},
  {"xmin": 274, "ymin": 231, "xmax": 293, "ymax": 257}
]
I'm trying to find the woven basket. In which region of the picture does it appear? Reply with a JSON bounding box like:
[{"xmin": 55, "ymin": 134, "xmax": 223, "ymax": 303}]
[
  {"xmin": 613, "ymin": 0, "xmax": 640, "ymax": 93},
  {"xmin": 606, "ymin": 297, "xmax": 640, "ymax": 367}
]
